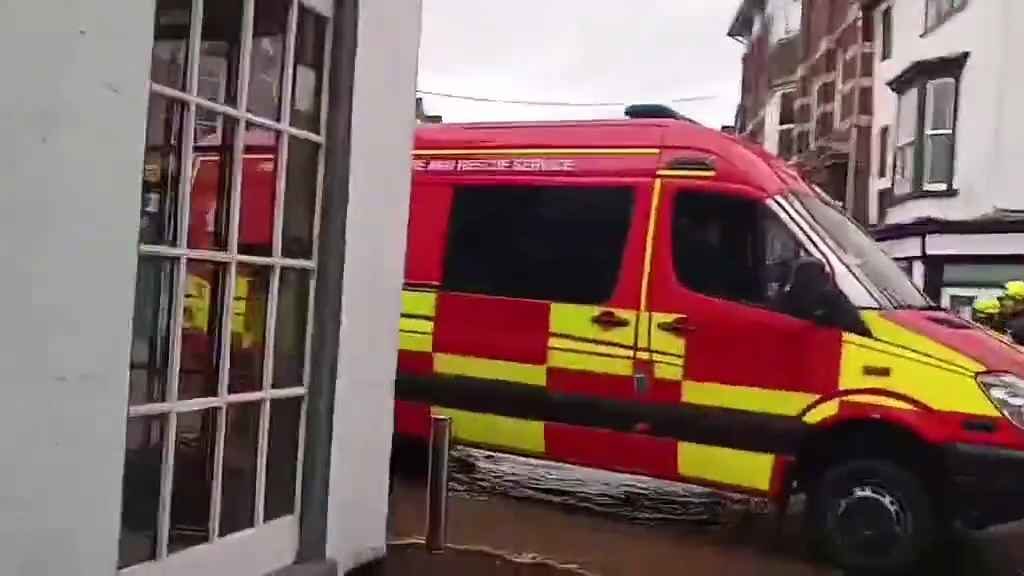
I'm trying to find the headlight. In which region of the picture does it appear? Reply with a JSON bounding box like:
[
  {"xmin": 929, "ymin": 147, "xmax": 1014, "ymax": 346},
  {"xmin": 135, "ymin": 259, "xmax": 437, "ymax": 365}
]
[{"xmin": 978, "ymin": 372, "xmax": 1024, "ymax": 429}]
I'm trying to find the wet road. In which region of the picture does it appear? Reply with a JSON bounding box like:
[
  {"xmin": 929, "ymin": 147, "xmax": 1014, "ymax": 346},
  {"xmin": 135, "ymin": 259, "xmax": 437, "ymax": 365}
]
[{"xmin": 389, "ymin": 446, "xmax": 1024, "ymax": 576}]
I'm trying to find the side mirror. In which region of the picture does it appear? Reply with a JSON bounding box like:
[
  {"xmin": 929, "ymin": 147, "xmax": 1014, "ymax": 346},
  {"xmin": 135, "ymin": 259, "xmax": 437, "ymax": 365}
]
[{"xmin": 781, "ymin": 258, "xmax": 871, "ymax": 336}]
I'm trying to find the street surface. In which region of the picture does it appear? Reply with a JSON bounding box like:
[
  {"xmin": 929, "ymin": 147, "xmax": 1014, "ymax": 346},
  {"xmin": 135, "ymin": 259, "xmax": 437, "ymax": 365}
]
[{"xmin": 389, "ymin": 446, "xmax": 1024, "ymax": 576}]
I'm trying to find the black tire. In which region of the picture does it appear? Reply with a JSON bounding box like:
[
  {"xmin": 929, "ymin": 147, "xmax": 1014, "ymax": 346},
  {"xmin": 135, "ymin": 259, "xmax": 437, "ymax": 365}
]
[{"xmin": 806, "ymin": 459, "xmax": 935, "ymax": 575}]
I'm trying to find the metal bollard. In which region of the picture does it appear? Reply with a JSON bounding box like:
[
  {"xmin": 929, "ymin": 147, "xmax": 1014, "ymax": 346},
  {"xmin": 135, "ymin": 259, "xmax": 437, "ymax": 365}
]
[{"xmin": 425, "ymin": 415, "xmax": 452, "ymax": 553}]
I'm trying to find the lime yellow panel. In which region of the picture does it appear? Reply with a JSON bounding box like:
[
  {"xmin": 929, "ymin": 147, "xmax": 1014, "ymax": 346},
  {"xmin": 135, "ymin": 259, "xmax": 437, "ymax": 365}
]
[
  {"xmin": 802, "ymin": 394, "xmax": 919, "ymax": 424},
  {"xmin": 547, "ymin": 350, "xmax": 633, "ymax": 376},
  {"xmin": 677, "ymin": 442, "xmax": 774, "ymax": 492},
  {"xmin": 650, "ymin": 312, "xmax": 687, "ymax": 357},
  {"xmin": 840, "ymin": 335, "xmax": 999, "ymax": 417},
  {"xmin": 402, "ymin": 290, "xmax": 437, "ymax": 318},
  {"xmin": 802, "ymin": 400, "xmax": 839, "ymax": 424},
  {"xmin": 399, "ymin": 317, "xmax": 434, "ymax": 334},
  {"xmin": 434, "ymin": 407, "xmax": 545, "ymax": 455},
  {"xmin": 548, "ymin": 337, "xmax": 633, "ymax": 359},
  {"xmin": 637, "ymin": 313, "xmax": 651, "ymax": 351},
  {"xmin": 549, "ymin": 303, "xmax": 636, "ymax": 347},
  {"xmin": 654, "ymin": 362, "xmax": 683, "ymax": 381},
  {"xmin": 683, "ymin": 381, "xmax": 817, "ymax": 417},
  {"xmin": 434, "ymin": 353, "xmax": 546, "ymax": 387},
  {"xmin": 399, "ymin": 332, "xmax": 433, "ymax": 353},
  {"xmin": 861, "ymin": 311, "xmax": 984, "ymax": 372}
]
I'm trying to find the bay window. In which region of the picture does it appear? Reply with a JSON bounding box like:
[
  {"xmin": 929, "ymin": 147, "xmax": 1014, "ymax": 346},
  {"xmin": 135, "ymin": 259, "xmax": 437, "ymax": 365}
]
[{"xmin": 886, "ymin": 52, "xmax": 967, "ymax": 202}]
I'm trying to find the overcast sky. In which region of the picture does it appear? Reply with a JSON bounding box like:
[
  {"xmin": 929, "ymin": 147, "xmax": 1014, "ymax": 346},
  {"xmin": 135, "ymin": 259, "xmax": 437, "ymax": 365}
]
[{"xmin": 417, "ymin": 0, "xmax": 745, "ymax": 128}]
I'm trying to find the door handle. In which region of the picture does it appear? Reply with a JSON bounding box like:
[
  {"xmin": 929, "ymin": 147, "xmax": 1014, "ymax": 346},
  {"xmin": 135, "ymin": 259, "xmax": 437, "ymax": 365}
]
[
  {"xmin": 657, "ymin": 316, "xmax": 695, "ymax": 335},
  {"xmin": 591, "ymin": 310, "xmax": 631, "ymax": 329}
]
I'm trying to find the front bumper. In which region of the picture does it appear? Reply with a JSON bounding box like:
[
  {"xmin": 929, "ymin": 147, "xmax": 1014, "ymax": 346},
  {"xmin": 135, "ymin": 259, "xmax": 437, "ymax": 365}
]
[{"xmin": 945, "ymin": 443, "xmax": 1024, "ymax": 529}]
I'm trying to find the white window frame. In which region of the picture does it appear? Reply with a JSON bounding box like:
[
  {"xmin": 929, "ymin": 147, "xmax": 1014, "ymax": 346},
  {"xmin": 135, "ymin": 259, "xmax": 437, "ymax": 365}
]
[
  {"xmin": 923, "ymin": 78, "xmax": 956, "ymax": 190},
  {"xmin": 123, "ymin": 0, "xmax": 333, "ymax": 573},
  {"xmin": 893, "ymin": 87, "xmax": 917, "ymax": 196}
]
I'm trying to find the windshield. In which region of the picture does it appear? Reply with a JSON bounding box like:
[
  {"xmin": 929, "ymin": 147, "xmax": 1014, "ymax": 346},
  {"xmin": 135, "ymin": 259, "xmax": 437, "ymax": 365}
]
[{"xmin": 788, "ymin": 189, "xmax": 932, "ymax": 309}]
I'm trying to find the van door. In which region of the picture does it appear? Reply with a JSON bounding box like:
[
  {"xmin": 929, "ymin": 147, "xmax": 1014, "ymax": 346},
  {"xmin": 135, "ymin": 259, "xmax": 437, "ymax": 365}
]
[
  {"xmin": 424, "ymin": 180, "xmax": 650, "ymax": 465},
  {"xmin": 643, "ymin": 182, "xmax": 843, "ymax": 493}
]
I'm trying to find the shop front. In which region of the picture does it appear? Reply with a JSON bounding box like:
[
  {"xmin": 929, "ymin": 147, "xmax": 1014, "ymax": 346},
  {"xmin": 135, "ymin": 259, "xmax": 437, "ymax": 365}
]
[{"xmin": 874, "ymin": 216, "xmax": 1024, "ymax": 318}]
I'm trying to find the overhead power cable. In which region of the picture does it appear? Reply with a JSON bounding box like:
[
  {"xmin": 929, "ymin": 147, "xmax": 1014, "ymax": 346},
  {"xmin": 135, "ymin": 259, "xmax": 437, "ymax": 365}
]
[{"xmin": 415, "ymin": 89, "xmax": 717, "ymax": 107}]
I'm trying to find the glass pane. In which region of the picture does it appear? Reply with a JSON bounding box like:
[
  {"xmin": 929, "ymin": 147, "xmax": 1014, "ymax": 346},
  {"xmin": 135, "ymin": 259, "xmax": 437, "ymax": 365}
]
[
  {"xmin": 249, "ymin": 0, "xmax": 291, "ymax": 120},
  {"xmin": 239, "ymin": 126, "xmax": 280, "ymax": 256},
  {"xmin": 141, "ymin": 94, "xmax": 186, "ymax": 246},
  {"xmin": 926, "ymin": 132, "xmax": 954, "ymax": 184},
  {"xmin": 927, "ymin": 79, "xmax": 956, "ymax": 131},
  {"xmin": 129, "ymin": 258, "xmax": 177, "ymax": 406},
  {"xmin": 198, "ymin": 0, "xmax": 243, "ymax": 106},
  {"xmin": 282, "ymin": 137, "xmax": 320, "ymax": 258},
  {"xmin": 273, "ymin": 269, "xmax": 311, "ymax": 389},
  {"xmin": 220, "ymin": 403, "xmax": 260, "ymax": 536},
  {"xmin": 897, "ymin": 88, "xmax": 917, "ymax": 144},
  {"xmin": 291, "ymin": 7, "xmax": 328, "ymax": 132},
  {"xmin": 229, "ymin": 265, "xmax": 272, "ymax": 393},
  {"xmin": 265, "ymin": 398, "xmax": 302, "ymax": 521},
  {"xmin": 169, "ymin": 409, "xmax": 217, "ymax": 552},
  {"xmin": 151, "ymin": 0, "xmax": 191, "ymax": 91},
  {"xmin": 179, "ymin": 261, "xmax": 227, "ymax": 400},
  {"xmin": 118, "ymin": 416, "xmax": 165, "ymax": 568},
  {"xmin": 189, "ymin": 112, "xmax": 238, "ymax": 251}
]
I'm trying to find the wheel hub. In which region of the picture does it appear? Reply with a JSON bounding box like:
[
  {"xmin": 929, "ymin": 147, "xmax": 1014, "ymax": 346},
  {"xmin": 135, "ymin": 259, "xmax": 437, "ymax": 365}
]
[{"xmin": 833, "ymin": 485, "xmax": 908, "ymax": 557}]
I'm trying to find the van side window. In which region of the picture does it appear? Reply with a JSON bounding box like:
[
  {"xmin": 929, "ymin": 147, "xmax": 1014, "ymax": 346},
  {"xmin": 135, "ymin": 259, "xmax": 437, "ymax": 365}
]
[
  {"xmin": 672, "ymin": 192, "xmax": 806, "ymax": 307},
  {"xmin": 443, "ymin": 186, "xmax": 633, "ymax": 304}
]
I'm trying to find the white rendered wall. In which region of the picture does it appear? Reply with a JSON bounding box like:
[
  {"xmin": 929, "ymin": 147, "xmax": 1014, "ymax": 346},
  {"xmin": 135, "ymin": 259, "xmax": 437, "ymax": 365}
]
[
  {"xmin": 326, "ymin": 0, "xmax": 422, "ymax": 572},
  {"xmin": 0, "ymin": 0, "xmax": 153, "ymax": 574}
]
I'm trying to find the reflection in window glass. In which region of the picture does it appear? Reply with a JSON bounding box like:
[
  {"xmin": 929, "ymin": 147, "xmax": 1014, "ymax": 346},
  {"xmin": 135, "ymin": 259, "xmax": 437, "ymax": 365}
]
[
  {"xmin": 239, "ymin": 126, "xmax": 280, "ymax": 256},
  {"xmin": 283, "ymin": 137, "xmax": 320, "ymax": 258},
  {"xmin": 443, "ymin": 186, "xmax": 634, "ymax": 304},
  {"xmin": 119, "ymin": 416, "xmax": 165, "ymax": 568},
  {"xmin": 273, "ymin": 269, "xmax": 310, "ymax": 389},
  {"xmin": 130, "ymin": 258, "xmax": 177, "ymax": 405},
  {"xmin": 141, "ymin": 94, "xmax": 186, "ymax": 246},
  {"xmin": 150, "ymin": 0, "xmax": 191, "ymax": 91},
  {"xmin": 292, "ymin": 7, "xmax": 328, "ymax": 132},
  {"xmin": 265, "ymin": 398, "xmax": 302, "ymax": 521},
  {"xmin": 220, "ymin": 403, "xmax": 260, "ymax": 536},
  {"xmin": 169, "ymin": 409, "xmax": 217, "ymax": 552},
  {"xmin": 249, "ymin": 0, "xmax": 290, "ymax": 120},
  {"xmin": 189, "ymin": 113, "xmax": 237, "ymax": 251},
  {"xmin": 229, "ymin": 265, "xmax": 271, "ymax": 393},
  {"xmin": 198, "ymin": 0, "xmax": 243, "ymax": 106},
  {"xmin": 179, "ymin": 261, "xmax": 226, "ymax": 400}
]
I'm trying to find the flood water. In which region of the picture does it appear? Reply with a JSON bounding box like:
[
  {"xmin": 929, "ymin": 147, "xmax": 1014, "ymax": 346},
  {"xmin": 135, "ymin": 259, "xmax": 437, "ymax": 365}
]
[{"xmin": 389, "ymin": 445, "xmax": 1024, "ymax": 575}]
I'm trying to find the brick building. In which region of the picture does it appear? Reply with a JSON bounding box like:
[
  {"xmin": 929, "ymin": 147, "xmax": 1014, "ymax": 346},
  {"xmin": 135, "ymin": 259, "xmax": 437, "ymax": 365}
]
[{"xmin": 731, "ymin": 0, "xmax": 874, "ymax": 223}]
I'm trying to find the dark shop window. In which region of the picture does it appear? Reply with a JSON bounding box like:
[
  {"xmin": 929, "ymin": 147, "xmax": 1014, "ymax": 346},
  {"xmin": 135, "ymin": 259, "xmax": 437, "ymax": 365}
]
[
  {"xmin": 443, "ymin": 185, "xmax": 633, "ymax": 304},
  {"xmin": 672, "ymin": 192, "xmax": 805, "ymax": 306}
]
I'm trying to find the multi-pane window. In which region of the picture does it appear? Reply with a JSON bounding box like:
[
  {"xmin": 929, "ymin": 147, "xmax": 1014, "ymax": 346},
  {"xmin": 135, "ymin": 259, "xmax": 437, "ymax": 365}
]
[
  {"xmin": 121, "ymin": 0, "xmax": 331, "ymax": 569},
  {"xmin": 891, "ymin": 75, "xmax": 959, "ymax": 196},
  {"xmin": 926, "ymin": 0, "xmax": 967, "ymax": 32},
  {"xmin": 443, "ymin": 186, "xmax": 634, "ymax": 304}
]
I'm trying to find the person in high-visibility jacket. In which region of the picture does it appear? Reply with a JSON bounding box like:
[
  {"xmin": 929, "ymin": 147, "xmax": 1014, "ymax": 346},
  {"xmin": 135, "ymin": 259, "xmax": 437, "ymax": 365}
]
[{"xmin": 1004, "ymin": 281, "xmax": 1024, "ymax": 345}]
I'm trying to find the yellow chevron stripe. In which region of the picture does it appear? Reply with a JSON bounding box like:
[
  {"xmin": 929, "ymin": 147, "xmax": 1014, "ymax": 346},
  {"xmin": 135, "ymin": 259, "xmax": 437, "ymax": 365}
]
[
  {"xmin": 434, "ymin": 353, "xmax": 546, "ymax": 387},
  {"xmin": 683, "ymin": 381, "xmax": 817, "ymax": 417}
]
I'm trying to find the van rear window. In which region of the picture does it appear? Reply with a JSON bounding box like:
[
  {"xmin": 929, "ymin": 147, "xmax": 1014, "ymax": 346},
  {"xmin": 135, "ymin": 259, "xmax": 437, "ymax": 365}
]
[{"xmin": 443, "ymin": 185, "xmax": 633, "ymax": 304}]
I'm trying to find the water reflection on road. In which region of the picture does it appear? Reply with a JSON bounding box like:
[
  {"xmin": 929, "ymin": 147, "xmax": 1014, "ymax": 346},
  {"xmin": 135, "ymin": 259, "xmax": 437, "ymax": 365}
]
[{"xmin": 389, "ymin": 445, "xmax": 1024, "ymax": 576}]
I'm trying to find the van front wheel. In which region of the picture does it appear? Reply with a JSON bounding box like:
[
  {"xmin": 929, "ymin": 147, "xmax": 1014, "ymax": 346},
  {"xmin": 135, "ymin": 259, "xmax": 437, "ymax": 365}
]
[{"xmin": 807, "ymin": 459, "xmax": 935, "ymax": 574}]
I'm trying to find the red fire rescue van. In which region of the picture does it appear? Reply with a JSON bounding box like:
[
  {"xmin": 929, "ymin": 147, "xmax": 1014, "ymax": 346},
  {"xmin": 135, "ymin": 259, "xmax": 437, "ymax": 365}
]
[{"xmin": 394, "ymin": 111, "xmax": 1024, "ymax": 573}]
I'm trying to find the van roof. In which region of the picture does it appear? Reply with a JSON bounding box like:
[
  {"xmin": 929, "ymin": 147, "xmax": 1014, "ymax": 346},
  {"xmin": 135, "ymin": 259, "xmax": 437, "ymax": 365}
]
[{"xmin": 414, "ymin": 119, "xmax": 809, "ymax": 197}]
